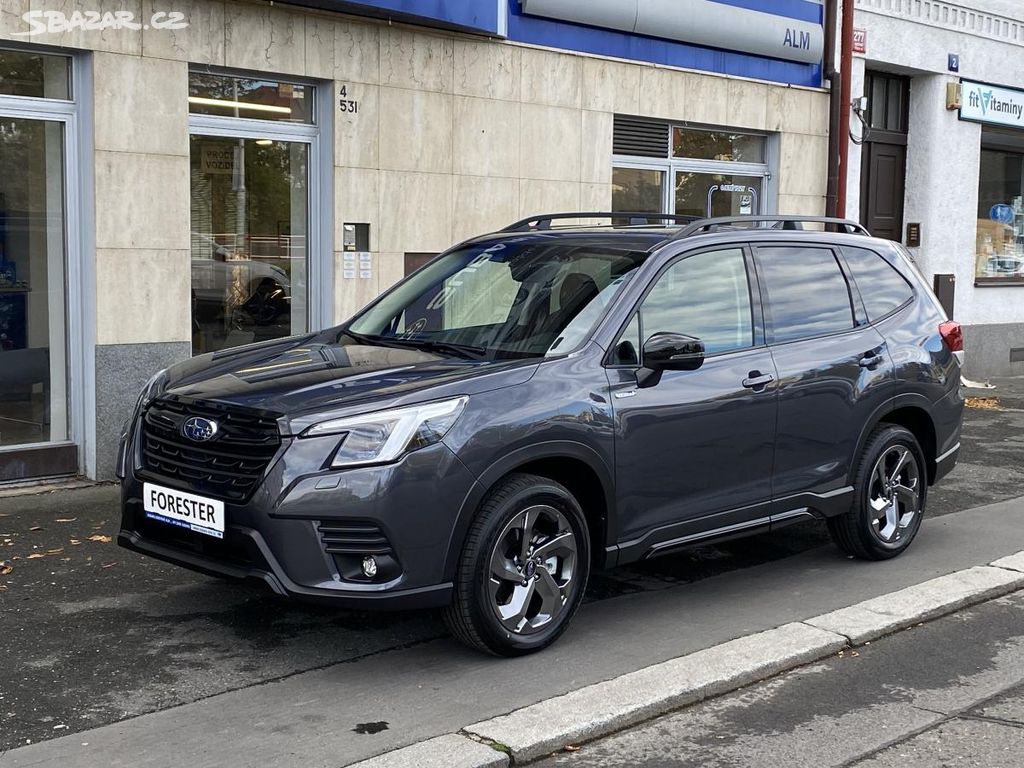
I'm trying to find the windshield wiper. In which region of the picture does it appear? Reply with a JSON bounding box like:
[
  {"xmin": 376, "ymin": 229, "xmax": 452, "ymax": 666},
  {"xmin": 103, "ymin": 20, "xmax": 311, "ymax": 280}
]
[
  {"xmin": 395, "ymin": 338, "xmax": 489, "ymax": 359},
  {"xmin": 341, "ymin": 330, "xmax": 488, "ymax": 359}
]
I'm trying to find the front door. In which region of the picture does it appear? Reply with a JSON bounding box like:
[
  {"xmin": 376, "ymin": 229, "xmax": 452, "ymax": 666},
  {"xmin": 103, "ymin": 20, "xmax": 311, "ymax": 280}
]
[
  {"xmin": 608, "ymin": 246, "xmax": 778, "ymax": 552},
  {"xmin": 860, "ymin": 72, "xmax": 909, "ymax": 242}
]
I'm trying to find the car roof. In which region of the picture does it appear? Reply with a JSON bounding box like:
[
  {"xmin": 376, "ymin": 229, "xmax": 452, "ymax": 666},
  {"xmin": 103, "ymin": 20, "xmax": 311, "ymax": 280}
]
[
  {"xmin": 461, "ymin": 223, "xmax": 895, "ymax": 256},
  {"xmin": 462, "ymin": 227, "xmax": 678, "ymax": 252}
]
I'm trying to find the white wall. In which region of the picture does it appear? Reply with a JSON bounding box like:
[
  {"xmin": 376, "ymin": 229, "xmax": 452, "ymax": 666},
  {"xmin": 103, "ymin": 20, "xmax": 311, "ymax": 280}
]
[{"xmin": 851, "ymin": 0, "xmax": 1024, "ymax": 331}]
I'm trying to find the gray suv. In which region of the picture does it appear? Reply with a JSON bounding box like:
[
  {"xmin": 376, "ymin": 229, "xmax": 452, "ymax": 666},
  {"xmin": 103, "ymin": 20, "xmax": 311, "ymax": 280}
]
[{"xmin": 117, "ymin": 213, "xmax": 965, "ymax": 656}]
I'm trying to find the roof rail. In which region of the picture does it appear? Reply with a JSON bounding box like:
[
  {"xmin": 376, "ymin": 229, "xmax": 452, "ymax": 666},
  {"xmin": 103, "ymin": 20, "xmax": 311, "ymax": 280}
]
[
  {"xmin": 670, "ymin": 215, "xmax": 871, "ymax": 241},
  {"xmin": 502, "ymin": 211, "xmax": 700, "ymax": 232}
]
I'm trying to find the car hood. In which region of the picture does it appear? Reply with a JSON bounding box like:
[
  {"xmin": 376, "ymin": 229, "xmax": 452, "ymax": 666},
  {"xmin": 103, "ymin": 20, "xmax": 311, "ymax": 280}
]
[{"xmin": 161, "ymin": 335, "xmax": 538, "ymax": 430}]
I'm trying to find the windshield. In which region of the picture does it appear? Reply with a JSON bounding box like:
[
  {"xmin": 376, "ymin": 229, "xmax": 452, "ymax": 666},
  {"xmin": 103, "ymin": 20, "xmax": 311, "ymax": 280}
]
[{"xmin": 345, "ymin": 240, "xmax": 646, "ymax": 360}]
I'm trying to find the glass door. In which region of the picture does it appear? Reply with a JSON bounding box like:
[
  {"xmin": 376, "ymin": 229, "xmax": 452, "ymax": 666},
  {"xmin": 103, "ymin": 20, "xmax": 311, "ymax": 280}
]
[
  {"xmin": 0, "ymin": 115, "xmax": 69, "ymax": 452},
  {"xmin": 187, "ymin": 71, "xmax": 319, "ymax": 356},
  {"xmin": 674, "ymin": 171, "xmax": 764, "ymax": 218},
  {"xmin": 189, "ymin": 134, "xmax": 309, "ymax": 354}
]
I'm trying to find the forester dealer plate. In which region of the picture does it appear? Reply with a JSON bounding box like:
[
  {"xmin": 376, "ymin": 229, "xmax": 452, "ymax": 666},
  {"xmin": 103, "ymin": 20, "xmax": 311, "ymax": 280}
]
[{"xmin": 143, "ymin": 482, "xmax": 225, "ymax": 539}]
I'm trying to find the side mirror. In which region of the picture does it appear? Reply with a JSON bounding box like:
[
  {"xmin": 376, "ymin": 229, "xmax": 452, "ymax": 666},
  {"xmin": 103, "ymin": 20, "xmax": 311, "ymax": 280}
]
[{"xmin": 637, "ymin": 332, "xmax": 705, "ymax": 387}]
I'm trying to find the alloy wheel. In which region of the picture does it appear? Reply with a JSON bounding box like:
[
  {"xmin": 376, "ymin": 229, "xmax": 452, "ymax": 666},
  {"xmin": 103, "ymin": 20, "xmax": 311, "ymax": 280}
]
[
  {"xmin": 487, "ymin": 504, "xmax": 579, "ymax": 635},
  {"xmin": 867, "ymin": 445, "xmax": 921, "ymax": 543}
]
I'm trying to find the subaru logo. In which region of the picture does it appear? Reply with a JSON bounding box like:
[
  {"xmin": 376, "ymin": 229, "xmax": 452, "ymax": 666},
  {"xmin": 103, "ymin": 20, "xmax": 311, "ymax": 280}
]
[{"xmin": 182, "ymin": 416, "xmax": 218, "ymax": 442}]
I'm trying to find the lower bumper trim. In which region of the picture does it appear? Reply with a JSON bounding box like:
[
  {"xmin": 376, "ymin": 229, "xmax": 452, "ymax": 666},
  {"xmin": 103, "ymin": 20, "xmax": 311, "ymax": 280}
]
[
  {"xmin": 934, "ymin": 442, "xmax": 960, "ymax": 484},
  {"xmin": 118, "ymin": 529, "xmax": 453, "ymax": 610}
]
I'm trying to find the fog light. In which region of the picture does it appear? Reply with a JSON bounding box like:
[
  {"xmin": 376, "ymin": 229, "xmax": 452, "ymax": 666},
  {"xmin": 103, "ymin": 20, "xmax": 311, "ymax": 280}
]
[{"xmin": 361, "ymin": 556, "xmax": 378, "ymax": 578}]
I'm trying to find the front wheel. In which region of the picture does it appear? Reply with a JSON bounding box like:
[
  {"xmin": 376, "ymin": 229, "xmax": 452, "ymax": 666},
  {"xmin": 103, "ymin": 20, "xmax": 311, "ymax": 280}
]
[
  {"xmin": 443, "ymin": 473, "xmax": 590, "ymax": 656},
  {"xmin": 828, "ymin": 425, "xmax": 927, "ymax": 560}
]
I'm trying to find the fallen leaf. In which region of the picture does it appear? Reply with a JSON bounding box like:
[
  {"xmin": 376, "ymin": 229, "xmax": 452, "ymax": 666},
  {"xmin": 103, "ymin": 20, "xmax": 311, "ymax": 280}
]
[
  {"xmin": 564, "ymin": 745, "xmax": 581, "ymax": 753},
  {"xmin": 0, "ymin": 564, "xmax": 11, "ymax": 576},
  {"xmin": 29, "ymin": 526, "xmax": 42, "ymax": 532},
  {"xmin": 46, "ymin": 548, "xmax": 65, "ymax": 555},
  {"xmin": 70, "ymin": 540, "xmax": 81, "ymax": 545},
  {"xmin": 87, "ymin": 535, "xmax": 112, "ymax": 543},
  {"xmin": 26, "ymin": 553, "xmax": 45, "ymax": 559},
  {"xmin": 0, "ymin": 584, "xmax": 7, "ymax": 591},
  {"xmin": 101, "ymin": 562, "xmax": 118, "ymax": 569},
  {"xmin": 966, "ymin": 396, "xmax": 1000, "ymax": 410},
  {"xmin": 55, "ymin": 518, "xmax": 77, "ymax": 523}
]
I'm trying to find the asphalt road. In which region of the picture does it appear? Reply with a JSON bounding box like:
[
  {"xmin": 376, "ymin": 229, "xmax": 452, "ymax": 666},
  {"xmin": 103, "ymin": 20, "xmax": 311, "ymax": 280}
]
[
  {"xmin": 1, "ymin": 377, "xmax": 1022, "ymax": 758},
  {"xmin": 535, "ymin": 590, "xmax": 1024, "ymax": 767}
]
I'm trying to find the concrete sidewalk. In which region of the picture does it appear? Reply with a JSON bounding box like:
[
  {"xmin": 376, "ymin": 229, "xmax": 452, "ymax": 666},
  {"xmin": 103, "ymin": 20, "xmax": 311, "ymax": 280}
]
[
  {"xmin": 534, "ymin": 590, "xmax": 1024, "ymax": 768},
  {"xmin": 2, "ymin": 378, "xmax": 1023, "ymax": 765},
  {"xmin": 5, "ymin": 496, "xmax": 1024, "ymax": 767}
]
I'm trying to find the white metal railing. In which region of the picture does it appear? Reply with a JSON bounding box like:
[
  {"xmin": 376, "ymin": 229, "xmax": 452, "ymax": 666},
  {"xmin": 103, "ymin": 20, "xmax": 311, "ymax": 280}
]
[{"xmin": 855, "ymin": 0, "xmax": 1024, "ymax": 46}]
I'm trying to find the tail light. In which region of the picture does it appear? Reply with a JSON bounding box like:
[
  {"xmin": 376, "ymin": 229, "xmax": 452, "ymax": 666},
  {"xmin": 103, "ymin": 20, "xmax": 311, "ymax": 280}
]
[{"xmin": 939, "ymin": 321, "xmax": 963, "ymax": 352}]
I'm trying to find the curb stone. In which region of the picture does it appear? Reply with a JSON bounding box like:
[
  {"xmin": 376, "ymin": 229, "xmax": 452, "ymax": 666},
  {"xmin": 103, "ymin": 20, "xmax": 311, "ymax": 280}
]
[
  {"xmin": 348, "ymin": 551, "xmax": 1024, "ymax": 767},
  {"xmin": 347, "ymin": 734, "xmax": 508, "ymax": 768},
  {"xmin": 803, "ymin": 565, "xmax": 1024, "ymax": 645},
  {"xmin": 463, "ymin": 622, "xmax": 846, "ymax": 763}
]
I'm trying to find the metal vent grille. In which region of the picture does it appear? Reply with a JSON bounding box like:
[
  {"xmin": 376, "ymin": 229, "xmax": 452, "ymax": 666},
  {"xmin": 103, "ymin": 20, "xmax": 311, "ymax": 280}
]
[{"xmin": 613, "ymin": 116, "xmax": 670, "ymax": 158}]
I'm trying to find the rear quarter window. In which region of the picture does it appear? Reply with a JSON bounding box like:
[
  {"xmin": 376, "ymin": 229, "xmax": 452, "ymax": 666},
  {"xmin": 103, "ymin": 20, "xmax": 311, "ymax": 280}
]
[{"xmin": 842, "ymin": 246, "xmax": 915, "ymax": 321}]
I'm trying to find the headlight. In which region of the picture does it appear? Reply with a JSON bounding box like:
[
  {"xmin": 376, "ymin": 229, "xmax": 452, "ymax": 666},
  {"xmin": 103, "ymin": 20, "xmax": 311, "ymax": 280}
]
[
  {"xmin": 135, "ymin": 368, "xmax": 169, "ymax": 413},
  {"xmin": 305, "ymin": 396, "xmax": 468, "ymax": 468}
]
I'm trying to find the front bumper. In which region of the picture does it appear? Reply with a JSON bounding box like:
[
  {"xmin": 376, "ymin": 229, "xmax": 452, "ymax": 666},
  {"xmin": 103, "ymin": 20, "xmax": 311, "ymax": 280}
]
[{"xmin": 118, "ymin": 435, "xmax": 478, "ymax": 610}]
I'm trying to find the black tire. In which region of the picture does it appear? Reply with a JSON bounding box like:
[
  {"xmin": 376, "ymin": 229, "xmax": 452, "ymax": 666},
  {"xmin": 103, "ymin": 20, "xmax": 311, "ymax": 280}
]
[
  {"xmin": 443, "ymin": 473, "xmax": 591, "ymax": 656},
  {"xmin": 828, "ymin": 425, "xmax": 928, "ymax": 560}
]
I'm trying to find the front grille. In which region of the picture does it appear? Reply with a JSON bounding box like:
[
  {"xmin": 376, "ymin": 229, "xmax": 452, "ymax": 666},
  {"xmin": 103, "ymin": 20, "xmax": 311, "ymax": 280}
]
[
  {"xmin": 318, "ymin": 521, "xmax": 393, "ymax": 556},
  {"xmin": 139, "ymin": 397, "xmax": 281, "ymax": 503}
]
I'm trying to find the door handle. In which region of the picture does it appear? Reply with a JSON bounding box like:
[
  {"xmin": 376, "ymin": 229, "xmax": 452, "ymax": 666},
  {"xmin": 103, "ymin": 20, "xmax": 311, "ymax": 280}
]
[
  {"xmin": 742, "ymin": 372, "xmax": 775, "ymax": 390},
  {"xmin": 859, "ymin": 350, "xmax": 884, "ymax": 369}
]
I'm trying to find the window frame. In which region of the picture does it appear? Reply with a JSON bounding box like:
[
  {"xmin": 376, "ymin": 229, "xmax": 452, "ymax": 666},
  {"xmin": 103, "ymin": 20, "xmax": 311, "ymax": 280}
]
[
  {"xmin": 752, "ymin": 244, "xmax": 863, "ymax": 346},
  {"xmin": 186, "ymin": 66, "xmax": 332, "ymax": 349},
  {"xmin": 974, "ymin": 135, "xmax": 1024, "ymax": 287},
  {"xmin": 612, "ymin": 123, "xmax": 776, "ymax": 218},
  {"xmin": 603, "ymin": 243, "xmax": 766, "ymax": 369}
]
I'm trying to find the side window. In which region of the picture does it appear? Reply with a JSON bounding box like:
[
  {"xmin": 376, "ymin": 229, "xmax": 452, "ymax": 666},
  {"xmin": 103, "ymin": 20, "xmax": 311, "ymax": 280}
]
[
  {"xmin": 842, "ymin": 246, "xmax": 915, "ymax": 321},
  {"xmin": 638, "ymin": 248, "xmax": 754, "ymax": 355},
  {"xmin": 756, "ymin": 247, "xmax": 854, "ymax": 344}
]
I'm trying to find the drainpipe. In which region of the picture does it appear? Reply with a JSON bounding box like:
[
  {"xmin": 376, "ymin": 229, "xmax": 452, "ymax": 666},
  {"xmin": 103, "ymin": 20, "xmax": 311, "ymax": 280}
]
[
  {"xmin": 836, "ymin": 0, "xmax": 855, "ymax": 218},
  {"xmin": 824, "ymin": 0, "xmax": 840, "ymax": 218}
]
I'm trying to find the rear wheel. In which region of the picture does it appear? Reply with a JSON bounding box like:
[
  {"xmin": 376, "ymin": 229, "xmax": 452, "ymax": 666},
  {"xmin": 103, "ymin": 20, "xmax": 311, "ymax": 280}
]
[
  {"xmin": 443, "ymin": 473, "xmax": 590, "ymax": 656},
  {"xmin": 828, "ymin": 425, "xmax": 927, "ymax": 560}
]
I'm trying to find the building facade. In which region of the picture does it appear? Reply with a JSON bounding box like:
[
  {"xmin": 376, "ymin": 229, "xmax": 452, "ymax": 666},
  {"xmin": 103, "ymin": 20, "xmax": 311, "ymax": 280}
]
[
  {"xmin": 0, "ymin": 0, "xmax": 831, "ymax": 483},
  {"xmin": 848, "ymin": 0, "xmax": 1024, "ymax": 377}
]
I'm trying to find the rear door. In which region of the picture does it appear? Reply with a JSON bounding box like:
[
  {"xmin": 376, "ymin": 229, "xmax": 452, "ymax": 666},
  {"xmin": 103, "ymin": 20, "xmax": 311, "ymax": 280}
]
[{"xmin": 753, "ymin": 244, "xmax": 894, "ymax": 516}]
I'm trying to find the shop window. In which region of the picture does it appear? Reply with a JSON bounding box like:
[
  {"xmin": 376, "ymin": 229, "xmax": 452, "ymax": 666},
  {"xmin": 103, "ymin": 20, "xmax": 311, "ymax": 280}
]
[
  {"xmin": 612, "ymin": 168, "xmax": 666, "ymax": 214},
  {"xmin": 0, "ymin": 116, "xmax": 68, "ymax": 448},
  {"xmin": 613, "ymin": 118, "xmax": 771, "ymax": 219},
  {"xmin": 976, "ymin": 147, "xmax": 1024, "ymax": 283},
  {"xmin": 188, "ymin": 72, "xmax": 313, "ymax": 124},
  {"xmin": 0, "ymin": 49, "xmax": 70, "ymax": 100},
  {"xmin": 672, "ymin": 128, "xmax": 766, "ymax": 164},
  {"xmin": 188, "ymin": 71, "xmax": 319, "ymax": 355},
  {"xmin": 189, "ymin": 135, "xmax": 309, "ymax": 354}
]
